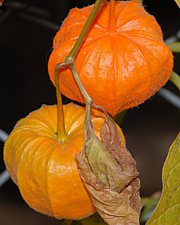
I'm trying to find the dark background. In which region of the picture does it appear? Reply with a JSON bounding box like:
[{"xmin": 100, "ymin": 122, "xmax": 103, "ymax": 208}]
[{"xmin": 0, "ymin": 0, "xmax": 179, "ymax": 224}]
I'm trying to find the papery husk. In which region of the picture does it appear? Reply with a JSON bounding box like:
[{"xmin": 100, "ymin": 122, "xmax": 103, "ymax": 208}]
[{"xmin": 76, "ymin": 115, "xmax": 141, "ymax": 225}]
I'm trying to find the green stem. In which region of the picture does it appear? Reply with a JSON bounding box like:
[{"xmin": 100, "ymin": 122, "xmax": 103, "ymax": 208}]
[
  {"xmin": 54, "ymin": 0, "xmax": 104, "ymax": 141},
  {"xmin": 170, "ymin": 71, "xmax": 180, "ymax": 90},
  {"xmin": 69, "ymin": 63, "xmax": 93, "ymax": 139},
  {"xmin": 55, "ymin": 64, "xmax": 68, "ymax": 142},
  {"xmin": 69, "ymin": 64, "xmax": 92, "ymax": 105},
  {"xmin": 68, "ymin": 0, "xmax": 104, "ymax": 60},
  {"xmin": 85, "ymin": 103, "xmax": 92, "ymax": 140},
  {"xmin": 66, "ymin": 0, "xmax": 104, "ymax": 124}
]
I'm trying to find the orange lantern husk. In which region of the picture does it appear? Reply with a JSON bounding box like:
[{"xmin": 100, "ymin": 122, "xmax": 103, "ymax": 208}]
[
  {"xmin": 4, "ymin": 103, "xmax": 125, "ymax": 220},
  {"xmin": 48, "ymin": 0, "xmax": 173, "ymax": 117}
]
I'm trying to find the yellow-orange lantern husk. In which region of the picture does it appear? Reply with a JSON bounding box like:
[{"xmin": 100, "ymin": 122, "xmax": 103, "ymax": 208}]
[
  {"xmin": 48, "ymin": 1, "xmax": 173, "ymax": 117},
  {"xmin": 4, "ymin": 103, "xmax": 125, "ymax": 220}
]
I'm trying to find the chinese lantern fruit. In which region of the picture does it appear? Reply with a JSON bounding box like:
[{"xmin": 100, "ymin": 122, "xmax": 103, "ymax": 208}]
[
  {"xmin": 4, "ymin": 103, "xmax": 125, "ymax": 219},
  {"xmin": 48, "ymin": 0, "xmax": 173, "ymax": 116}
]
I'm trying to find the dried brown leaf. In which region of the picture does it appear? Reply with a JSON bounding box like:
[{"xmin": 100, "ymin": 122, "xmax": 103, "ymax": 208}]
[{"xmin": 76, "ymin": 115, "xmax": 141, "ymax": 225}]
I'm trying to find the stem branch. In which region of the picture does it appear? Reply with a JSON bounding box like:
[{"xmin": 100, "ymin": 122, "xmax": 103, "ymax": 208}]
[
  {"xmin": 69, "ymin": 63, "xmax": 93, "ymax": 139},
  {"xmin": 68, "ymin": 0, "xmax": 104, "ymax": 59},
  {"xmin": 55, "ymin": 64, "xmax": 68, "ymax": 141},
  {"xmin": 54, "ymin": 0, "xmax": 104, "ymax": 141},
  {"xmin": 69, "ymin": 64, "xmax": 92, "ymax": 105}
]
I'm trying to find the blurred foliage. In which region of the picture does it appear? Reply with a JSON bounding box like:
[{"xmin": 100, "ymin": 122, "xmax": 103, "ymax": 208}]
[
  {"xmin": 170, "ymin": 72, "xmax": 180, "ymax": 90},
  {"xmin": 140, "ymin": 193, "xmax": 161, "ymax": 224}
]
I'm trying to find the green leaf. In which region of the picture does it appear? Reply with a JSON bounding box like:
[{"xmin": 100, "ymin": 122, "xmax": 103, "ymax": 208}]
[
  {"xmin": 167, "ymin": 42, "xmax": 180, "ymax": 53},
  {"xmin": 146, "ymin": 133, "xmax": 180, "ymax": 225},
  {"xmin": 170, "ymin": 71, "xmax": 180, "ymax": 90},
  {"xmin": 140, "ymin": 193, "xmax": 161, "ymax": 223},
  {"xmin": 174, "ymin": 0, "xmax": 180, "ymax": 8}
]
